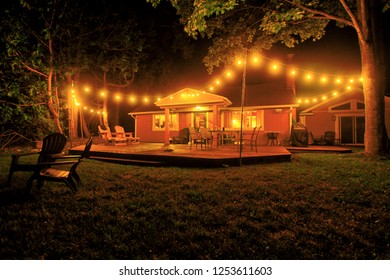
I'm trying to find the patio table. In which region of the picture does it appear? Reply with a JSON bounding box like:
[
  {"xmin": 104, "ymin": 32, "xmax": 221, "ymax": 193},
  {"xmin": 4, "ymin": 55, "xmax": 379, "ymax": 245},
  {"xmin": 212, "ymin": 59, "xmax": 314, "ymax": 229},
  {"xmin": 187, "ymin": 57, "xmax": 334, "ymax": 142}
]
[{"xmin": 265, "ymin": 131, "xmax": 280, "ymax": 146}]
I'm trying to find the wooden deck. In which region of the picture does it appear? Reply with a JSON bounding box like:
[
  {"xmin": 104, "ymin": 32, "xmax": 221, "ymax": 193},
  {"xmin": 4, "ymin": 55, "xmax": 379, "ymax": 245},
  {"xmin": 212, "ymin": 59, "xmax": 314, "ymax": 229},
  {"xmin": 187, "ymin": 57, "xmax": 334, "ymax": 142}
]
[
  {"xmin": 69, "ymin": 140, "xmax": 353, "ymax": 167},
  {"xmin": 69, "ymin": 142, "xmax": 291, "ymax": 167}
]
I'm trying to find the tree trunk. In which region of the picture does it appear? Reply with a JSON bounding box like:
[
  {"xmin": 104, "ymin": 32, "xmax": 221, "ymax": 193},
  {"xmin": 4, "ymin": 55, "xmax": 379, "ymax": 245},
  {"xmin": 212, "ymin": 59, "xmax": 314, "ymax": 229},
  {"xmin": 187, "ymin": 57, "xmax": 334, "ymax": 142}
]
[
  {"xmin": 103, "ymin": 70, "xmax": 109, "ymax": 129},
  {"xmin": 356, "ymin": 0, "xmax": 387, "ymax": 156},
  {"xmin": 47, "ymin": 38, "xmax": 63, "ymax": 134}
]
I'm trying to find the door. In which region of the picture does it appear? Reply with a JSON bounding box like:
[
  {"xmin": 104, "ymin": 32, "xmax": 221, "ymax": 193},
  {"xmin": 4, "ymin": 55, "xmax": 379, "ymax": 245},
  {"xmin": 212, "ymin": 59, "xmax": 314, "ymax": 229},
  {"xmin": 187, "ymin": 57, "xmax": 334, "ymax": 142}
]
[
  {"xmin": 194, "ymin": 112, "xmax": 207, "ymax": 129},
  {"xmin": 340, "ymin": 116, "xmax": 365, "ymax": 144}
]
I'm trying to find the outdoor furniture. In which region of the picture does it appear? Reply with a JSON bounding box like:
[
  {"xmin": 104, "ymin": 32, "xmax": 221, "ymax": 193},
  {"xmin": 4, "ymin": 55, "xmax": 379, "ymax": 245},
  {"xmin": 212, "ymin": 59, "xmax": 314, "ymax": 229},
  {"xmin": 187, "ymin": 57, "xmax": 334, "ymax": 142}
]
[
  {"xmin": 7, "ymin": 133, "xmax": 68, "ymax": 187},
  {"xmin": 265, "ymin": 131, "xmax": 279, "ymax": 145},
  {"xmin": 310, "ymin": 131, "xmax": 336, "ymax": 145},
  {"xmin": 189, "ymin": 127, "xmax": 206, "ymax": 150},
  {"xmin": 98, "ymin": 125, "xmax": 111, "ymax": 143},
  {"xmin": 323, "ymin": 131, "xmax": 336, "ymax": 145},
  {"xmin": 310, "ymin": 131, "xmax": 323, "ymax": 145},
  {"xmin": 26, "ymin": 136, "xmax": 93, "ymax": 194},
  {"xmin": 241, "ymin": 126, "xmax": 262, "ymax": 152},
  {"xmin": 114, "ymin": 125, "xmax": 140, "ymax": 144},
  {"xmin": 200, "ymin": 127, "xmax": 213, "ymax": 150},
  {"xmin": 172, "ymin": 128, "xmax": 189, "ymax": 144}
]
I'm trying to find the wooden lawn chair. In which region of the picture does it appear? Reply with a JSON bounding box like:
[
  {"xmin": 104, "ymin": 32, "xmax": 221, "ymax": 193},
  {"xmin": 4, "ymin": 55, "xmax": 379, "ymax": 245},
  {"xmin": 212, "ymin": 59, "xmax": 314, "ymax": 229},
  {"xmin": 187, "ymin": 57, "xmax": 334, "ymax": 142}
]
[
  {"xmin": 114, "ymin": 125, "xmax": 140, "ymax": 144},
  {"xmin": 26, "ymin": 136, "xmax": 93, "ymax": 194},
  {"xmin": 7, "ymin": 133, "xmax": 68, "ymax": 187}
]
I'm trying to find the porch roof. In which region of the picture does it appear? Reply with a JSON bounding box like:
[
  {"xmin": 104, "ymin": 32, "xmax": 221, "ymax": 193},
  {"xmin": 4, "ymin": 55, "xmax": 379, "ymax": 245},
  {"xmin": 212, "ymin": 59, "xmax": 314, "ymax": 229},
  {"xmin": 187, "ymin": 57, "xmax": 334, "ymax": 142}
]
[{"xmin": 154, "ymin": 88, "xmax": 232, "ymax": 108}]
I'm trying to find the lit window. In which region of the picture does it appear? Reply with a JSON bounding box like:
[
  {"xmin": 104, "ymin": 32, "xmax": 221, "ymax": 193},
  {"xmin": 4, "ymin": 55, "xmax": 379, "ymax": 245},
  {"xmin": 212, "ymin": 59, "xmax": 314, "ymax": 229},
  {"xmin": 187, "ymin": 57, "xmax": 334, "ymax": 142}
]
[
  {"xmin": 153, "ymin": 114, "xmax": 178, "ymax": 131},
  {"xmin": 229, "ymin": 111, "xmax": 260, "ymax": 130}
]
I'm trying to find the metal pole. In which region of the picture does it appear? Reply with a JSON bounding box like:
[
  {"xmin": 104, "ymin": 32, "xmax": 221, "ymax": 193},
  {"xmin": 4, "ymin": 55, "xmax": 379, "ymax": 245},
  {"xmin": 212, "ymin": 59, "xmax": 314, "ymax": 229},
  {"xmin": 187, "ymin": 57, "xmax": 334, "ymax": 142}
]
[{"xmin": 239, "ymin": 49, "xmax": 248, "ymax": 166}]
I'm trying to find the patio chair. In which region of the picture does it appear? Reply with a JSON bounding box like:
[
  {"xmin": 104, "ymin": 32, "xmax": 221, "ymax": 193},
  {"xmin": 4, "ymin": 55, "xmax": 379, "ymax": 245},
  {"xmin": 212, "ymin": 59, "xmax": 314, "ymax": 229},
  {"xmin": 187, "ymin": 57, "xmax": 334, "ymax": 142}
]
[
  {"xmin": 26, "ymin": 136, "xmax": 93, "ymax": 194},
  {"xmin": 323, "ymin": 131, "xmax": 336, "ymax": 145},
  {"xmin": 309, "ymin": 131, "xmax": 323, "ymax": 145},
  {"xmin": 114, "ymin": 125, "xmax": 140, "ymax": 144},
  {"xmin": 200, "ymin": 127, "xmax": 213, "ymax": 150},
  {"xmin": 172, "ymin": 128, "xmax": 189, "ymax": 144},
  {"xmin": 189, "ymin": 127, "xmax": 206, "ymax": 150},
  {"xmin": 242, "ymin": 126, "xmax": 261, "ymax": 152},
  {"xmin": 7, "ymin": 132, "xmax": 68, "ymax": 187}
]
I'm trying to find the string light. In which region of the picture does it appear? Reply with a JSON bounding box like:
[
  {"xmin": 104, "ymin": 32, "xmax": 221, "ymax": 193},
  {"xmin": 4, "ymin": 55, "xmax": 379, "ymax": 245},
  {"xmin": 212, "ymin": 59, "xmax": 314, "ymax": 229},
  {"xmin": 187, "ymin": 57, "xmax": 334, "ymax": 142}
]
[{"xmin": 68, "ymin": 51, "xmax": 362, "ymax": 112}]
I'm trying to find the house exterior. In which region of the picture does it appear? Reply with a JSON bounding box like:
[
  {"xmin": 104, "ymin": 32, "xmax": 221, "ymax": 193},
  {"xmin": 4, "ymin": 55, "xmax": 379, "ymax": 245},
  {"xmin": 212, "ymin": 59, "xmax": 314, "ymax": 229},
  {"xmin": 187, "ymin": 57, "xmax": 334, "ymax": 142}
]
[
  {"xmin": 129, "ymin": 81, "xmax": 299, "ymax": 145},
  {"xmin": 299, "ymin": 89, "xmax": 390, "ymax": 144}
]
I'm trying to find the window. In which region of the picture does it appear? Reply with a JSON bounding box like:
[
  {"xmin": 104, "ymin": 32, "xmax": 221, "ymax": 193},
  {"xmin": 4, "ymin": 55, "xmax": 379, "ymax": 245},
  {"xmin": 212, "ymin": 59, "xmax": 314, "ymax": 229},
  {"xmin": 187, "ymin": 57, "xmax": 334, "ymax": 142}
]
[
  {"xmin": 357, "ymin": 102, "xmax": 365, "ymax": 110},
  {"xmin": 230, "ymin": 111, "xmax": 260, "ymax": 130},
  {"xmin": 153, "ymin": 113, "xmax": 178, "ymax": 131},
  {"xmin": 331, "ymin": 102, "xmax": 351, "ymax": 111}
]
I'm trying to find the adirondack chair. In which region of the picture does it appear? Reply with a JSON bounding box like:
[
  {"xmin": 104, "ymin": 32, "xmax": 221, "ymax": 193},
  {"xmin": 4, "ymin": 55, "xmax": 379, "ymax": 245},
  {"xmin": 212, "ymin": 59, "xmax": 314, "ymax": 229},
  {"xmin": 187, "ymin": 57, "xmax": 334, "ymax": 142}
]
[
  {"xmin": 114, "ymin": 125, "xmax": 140, "ymax": 144},
  {"xmin": 7, "ymin": 133, "xmax": 68, "ymax": 187},
  {"xmin": 26, "ymin": 136, "xmax": 93, "ymax": 193}
]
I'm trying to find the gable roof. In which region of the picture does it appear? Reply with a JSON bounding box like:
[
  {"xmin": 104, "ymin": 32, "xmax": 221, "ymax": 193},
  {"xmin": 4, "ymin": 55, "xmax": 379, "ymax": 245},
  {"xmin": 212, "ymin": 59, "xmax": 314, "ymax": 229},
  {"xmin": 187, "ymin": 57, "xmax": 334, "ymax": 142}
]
[
  {"xmin": 220, "ymin": 82, "xmax": 297, "ymax": 108},
  {"xmin": 154, "ymin": 88, "xmax": 232, "ymax": 108},
  {"xmin": 299, "ymin": 90, "xmax": 364, "ymax": 115}
]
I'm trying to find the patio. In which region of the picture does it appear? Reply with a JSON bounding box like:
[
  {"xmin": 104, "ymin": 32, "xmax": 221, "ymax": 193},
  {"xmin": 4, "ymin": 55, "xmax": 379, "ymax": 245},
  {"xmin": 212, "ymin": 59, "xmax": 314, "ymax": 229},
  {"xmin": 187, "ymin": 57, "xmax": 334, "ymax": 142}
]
[{"xmin": 68, "ymin": 139, "xmax": 352, "ymax": 168}]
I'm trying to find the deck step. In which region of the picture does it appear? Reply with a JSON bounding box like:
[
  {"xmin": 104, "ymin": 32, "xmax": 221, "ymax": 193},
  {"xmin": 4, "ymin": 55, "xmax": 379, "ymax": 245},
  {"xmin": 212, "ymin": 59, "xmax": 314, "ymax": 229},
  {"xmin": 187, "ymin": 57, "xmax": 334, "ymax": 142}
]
[{"xmin": 89, "ymin": 156, "xmax": 165, "ymax": 166}]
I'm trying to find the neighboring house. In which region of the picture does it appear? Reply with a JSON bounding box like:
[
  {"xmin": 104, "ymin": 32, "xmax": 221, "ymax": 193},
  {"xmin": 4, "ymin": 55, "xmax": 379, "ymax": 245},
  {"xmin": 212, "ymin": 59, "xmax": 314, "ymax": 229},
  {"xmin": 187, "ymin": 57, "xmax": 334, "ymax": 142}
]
[
  {"xmin": 299, "ymin": 89, "xmax": 390, "ymax": 144},
  {"xmin": 128, "ymin": 80, "xmax": 299, "ymax": 145}
]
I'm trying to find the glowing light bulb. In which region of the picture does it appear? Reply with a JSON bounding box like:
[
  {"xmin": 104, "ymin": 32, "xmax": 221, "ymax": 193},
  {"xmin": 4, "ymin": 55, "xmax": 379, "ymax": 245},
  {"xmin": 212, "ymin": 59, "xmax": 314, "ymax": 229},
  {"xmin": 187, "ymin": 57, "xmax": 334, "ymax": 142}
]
[
  {"xmin": 321, "ymin": 76, "xmax": 328, "ymax": 83},
  {"xmin": 322, "ymin": 96, "xmax": 327, "ymax": 100},
  {"xmin": 333, "ymin": 91, "xmax": 338, "ymax": 96}
]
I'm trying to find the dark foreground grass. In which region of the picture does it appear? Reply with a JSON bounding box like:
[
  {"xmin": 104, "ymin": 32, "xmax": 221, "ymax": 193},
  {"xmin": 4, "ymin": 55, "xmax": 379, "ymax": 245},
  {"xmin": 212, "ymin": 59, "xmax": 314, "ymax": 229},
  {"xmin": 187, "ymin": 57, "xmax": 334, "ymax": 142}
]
[{"xmin": 0, "ymin": 150, "xmax": 389, "ymax": 259}]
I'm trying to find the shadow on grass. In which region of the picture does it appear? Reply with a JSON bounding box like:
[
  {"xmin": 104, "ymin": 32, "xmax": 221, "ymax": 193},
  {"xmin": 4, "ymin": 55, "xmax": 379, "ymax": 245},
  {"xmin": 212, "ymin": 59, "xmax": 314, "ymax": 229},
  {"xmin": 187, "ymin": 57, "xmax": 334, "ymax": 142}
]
[{"xmin": 0, "ymin": 184, "xmax": 31, "ymax": 206}]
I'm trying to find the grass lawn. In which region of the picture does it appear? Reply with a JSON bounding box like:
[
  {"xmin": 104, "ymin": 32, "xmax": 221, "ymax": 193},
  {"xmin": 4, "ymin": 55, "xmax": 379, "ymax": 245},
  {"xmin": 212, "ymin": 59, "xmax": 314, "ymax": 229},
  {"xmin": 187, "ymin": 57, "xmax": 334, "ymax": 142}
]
[{"xmin": 0, "ymin": 149, "xmax": 389, "ymax": 259}]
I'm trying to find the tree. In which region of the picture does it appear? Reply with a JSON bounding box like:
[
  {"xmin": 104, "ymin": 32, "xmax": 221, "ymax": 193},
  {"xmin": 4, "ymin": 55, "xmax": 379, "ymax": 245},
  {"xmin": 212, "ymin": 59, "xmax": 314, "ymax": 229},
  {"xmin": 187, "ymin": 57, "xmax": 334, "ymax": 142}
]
[
  {"xmin": 1, "ymin": 0, "xmax": 67, "ymax": 138},
  {"xmin": 147, "ymin": 0, "xmax": 389, "ymax": 157}
]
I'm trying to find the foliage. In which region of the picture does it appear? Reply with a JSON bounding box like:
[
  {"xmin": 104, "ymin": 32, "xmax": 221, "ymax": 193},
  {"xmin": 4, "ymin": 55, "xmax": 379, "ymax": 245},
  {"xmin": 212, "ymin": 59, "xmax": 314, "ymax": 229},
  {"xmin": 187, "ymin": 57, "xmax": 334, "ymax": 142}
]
[
  {"xmin": 0, "ymin": 150, "xmax": 389, "ymax": 259},
  {"xmin": 1, "ymin": 0, "xmax": 198, "ymax": 142}
]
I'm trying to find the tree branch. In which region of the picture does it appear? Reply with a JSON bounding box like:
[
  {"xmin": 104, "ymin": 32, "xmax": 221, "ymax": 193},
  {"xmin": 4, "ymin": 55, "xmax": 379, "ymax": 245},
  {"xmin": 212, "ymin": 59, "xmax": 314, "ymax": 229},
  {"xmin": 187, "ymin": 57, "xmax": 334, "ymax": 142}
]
[
  {"xmin": 284, "ymin": 0, "xmax": 354, "ymax": 27},
  {"xmin": 21, "ymin": 61, "xmax": 48, "ymax": 78},
  {"xmin": 339, "ymin": 0, "xmax": 365, "ymax": 41}
]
